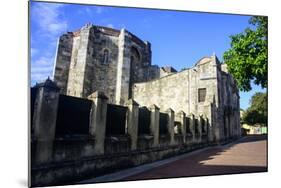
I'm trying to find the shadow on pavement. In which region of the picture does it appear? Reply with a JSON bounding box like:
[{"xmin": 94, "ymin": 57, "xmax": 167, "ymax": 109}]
[
  {"xmin": 238, "ymin": 134, "xmax": 267, "ymax": 143},
  {"xmin": 123, "ymin": 135, "xmax": 267, "ymax": 181}
]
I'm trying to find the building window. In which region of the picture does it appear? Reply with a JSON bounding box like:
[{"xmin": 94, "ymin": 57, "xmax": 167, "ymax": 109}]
[
  {"xmin": 102, "ymin": 49, "xmax": 109, "ymax": 64},
  {"xmin": 198, "ymin": 88, "xmax": 206, "ymax": 102},
  {"xmin": 131, "ymin": 46, "xmax": 141, "ymax": 63}
]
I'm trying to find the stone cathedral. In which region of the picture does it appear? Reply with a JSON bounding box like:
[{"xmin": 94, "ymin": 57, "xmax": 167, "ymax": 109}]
[
  {"xmin": 31, "ymin": 22, "xmax": 242, "ymax": 186},
  {"xmin": 53, "ymin": 23, "xmax": 240, "ymax": 142}
]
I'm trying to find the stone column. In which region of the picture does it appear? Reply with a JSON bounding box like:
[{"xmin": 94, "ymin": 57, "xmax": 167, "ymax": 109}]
[
  {"xmin": 224, "ymin": 115, "xmax": 229, "ymax": 140},
  {"xmin": 88, "ymin": 91, "xmax": 108, "ymax": 155},
  {"xmin": 213, "ymin": 109, "xmax": 221, "ymax": 143},
  {"xmin": 116, "ymin": 28, "xmax": 131, "ymax": 105},
  {"xmin": 190, "ymin": 113, "xmax": 196, "ymax": 144},
  {"xmin": 177, "ymin": 111, "xmax": 186, "ymax": 143},
  {"xmin": 166, "ymin": 108, "xmax": 175, "ymax": 145},
  {"xmin": 149, "ymin": 104, "xmax": 160, "ymax": 147},
  {"xmin": 207, "ymin": 103, "xmax": 214, "ymax": 143},
  {"xmin": 125, "ymin": 99, "xmax": 139, "ymax": 150},
  {"xmin": 66, "ymin": 23, "xmax": 92, "ymax": 98},
  {"xmin": 233, "ymin": 115, "xmax": 237, "ymax": 138},
  {"xmin": 206, "ymin": 117, "xmax": 209, "ymax": 142},
  {"xmin": 203, "ymin": 115, "xmax": 208, "ymax": 143},
  {"xmin": 198, "ymin": 116, "xmax": 203, "ymax": 143},
  {"xmin": 32, "ymin": 78, "xmax": 60, "ymax": 165},
  {"xmin": 230, "ymin": 112, "xmax": 234, "ymax": 138}
]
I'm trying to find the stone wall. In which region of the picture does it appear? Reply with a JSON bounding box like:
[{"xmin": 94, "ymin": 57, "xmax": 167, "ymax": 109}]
[
  {"xmin": 53, "ymin": 33, "xmax": 73, "ymax": 94},
  {"xmin": 217, "ymin": 63, "xmax": 241, "ymax": 140},
  {"xmin": 45, "ymin": 23, "xmax": 241, "ymax": 187},
  {"xmin": 54, "ymin": 23, "xmax": 156, "ymax": 104},
  {"xmin": 66, "ymin": 24, "xmax": 91, "ymax": 97},
  {"xmin": 115, "ymin": 28, "xmax": 153, "ymax": 104},
  {"xmin": 133, "ymin": 69, "xmax": 190, "ymax": 113},
  {"xmin": 133, "ymin": 55, "xmax": 240, "ymax": 142},
  {"xmin": 87, "ymin": 26, "xmax": 120, "ymax": 103},
  {"xmin": 31, "ymin": 79, "xmax": 224, "ymax": 187}
]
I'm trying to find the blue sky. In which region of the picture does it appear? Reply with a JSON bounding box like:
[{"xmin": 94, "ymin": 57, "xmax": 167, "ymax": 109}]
[{"xmin": 30, "ymin": 1, "xmax": 266, "ymax": 110}]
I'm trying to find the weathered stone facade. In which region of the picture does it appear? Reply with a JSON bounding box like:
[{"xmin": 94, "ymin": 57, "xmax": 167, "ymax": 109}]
[
  {"xmin": 54, "ymin": 23, "xmax": 158, "ymax": 104},
  {"xmin": 134, "ymin": 56, "xmax": 241, "ymax": 141},
  {"xmin": 53, "ymin": 23, "xmax": 240, "ymax": 142},
  {"xmin": 31, "ymin": 23, "xmax": 242, "ymax": 186}
]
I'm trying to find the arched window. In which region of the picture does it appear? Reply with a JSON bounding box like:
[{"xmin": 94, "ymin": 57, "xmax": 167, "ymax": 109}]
[
  {"xmin": 130, "ymin": 46, "xmax": 141, "ymax": 63},
  {"xmin": 102, "ymin": 49, "xmax": 109, "ymax": 64}
]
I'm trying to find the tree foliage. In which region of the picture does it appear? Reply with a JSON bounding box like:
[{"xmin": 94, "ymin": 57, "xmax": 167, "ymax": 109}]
[
  {"xmin": 243, "ymin": 92, "xmax": 267, "ymax": 126},
  {"xmin": 223, "ymin": 16, "xmax": 268, "ymax": 91}
]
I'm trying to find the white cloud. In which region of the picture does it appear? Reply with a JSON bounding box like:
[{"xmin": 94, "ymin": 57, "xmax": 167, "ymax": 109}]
[
  {"xmin": 106, "ymin": 23, "xmax": 114, "ymax": 28},
  {"xmin": 32, "ymin": 56, "xmax": 54, "ymax": 68},
  {"xmin": 31, "ymin": 54, "xmax": 55, "ymax": 83},
  {"xmin": 96, "ymin": 7, "xmax": 103, "ymax": 14},
  {"xmin": 85, "ymin": 7, "xmax": 92, "ymax": 15},
  {"xmin": 32, "ymin": 3, "xmax": 68, "ymax": 37},
  {"xmin": 79, "ymin": 6, "xmax": 103, "ymax": 17},
  {"xmin": 31, "ymin": 66, "xmax": 53, "ymax": 73},
  {"xmin": 31, "ymin": 56, "xmax": 55, "ymax": 83},
  {"xmin": 31, "ymin": 3, "xmax": 67, "ymax": 83}
]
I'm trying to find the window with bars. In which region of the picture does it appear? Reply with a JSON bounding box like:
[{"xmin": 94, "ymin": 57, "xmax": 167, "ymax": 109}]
[{"xmin": 198, "ymin": 88, "xmax": 206, "ymax": 102}]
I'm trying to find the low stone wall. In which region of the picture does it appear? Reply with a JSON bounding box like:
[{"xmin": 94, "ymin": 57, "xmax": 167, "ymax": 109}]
[
  {"xmin": 30, "ymin": 79, "xmax": 237, "ymax": 187},
  {"xmin": 32, "ymin": 141, "xmax": 211, "ymax": 187}
]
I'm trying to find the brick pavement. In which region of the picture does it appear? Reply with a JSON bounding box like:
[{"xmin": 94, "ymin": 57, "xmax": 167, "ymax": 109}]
[{"xmin": 124, "ymin": 135, "xmax": 267, "ymax": 181}]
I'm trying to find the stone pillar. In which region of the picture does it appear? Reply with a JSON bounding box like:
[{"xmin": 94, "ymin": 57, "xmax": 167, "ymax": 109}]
[
  {"xmin": 230, "ymin": 112, "xmax": 233, "ymax": 138},
  {"xmin": 116, "ymin": 28, "xmax": 131, "ymax": 105},
  {"xmin": 206, "ymin": 117, "xmax": 209, "ymax": 142},
  {"xmin": 203, "ymin": 115, "xmax": 208, "ymax": 143},
  {"xmin": 125, "ymin": 99, "xmax": 139, "ymax": 150},
  {"xmin": 213, "ymin": 109, "xmax": 221, "ymax": 143},
  {"xmin": 149, "ymin": 104, "xmax": 160, "ymax": 147},
  {"xmin": 233, "ymin": 114, "xmax": 237, "ymax": 138},
  {"xmin": 177, "ymin": 111, "xmax": 186, "ymax": 143},
  {"xmin": 32, "ymin": 78, "xmax": 60, "ymax": 165},
  {"xmin": 207, "ymin": 103, "xmax": 214, "ymax": 142},
  {"xmin": 166, "ymin": 108, "xmax": 175, "ymax": 145},
  {"xmin": 190, "ymin": 113, "xmax": 196, "ymax": 143},
  {"xmin": 66, "ymin": 23, "xmax": 92, "ymax": 98},
  {"xmin": 201, "ymin": 115, "xmax": 205, "ymax": 135},
  {"xmin": 226, "ymin": 114, "xmax": 230, "ymax": 140},
  {"xmin": 88, "ymin": 91, "xmax": 108, "ymax": 155},
  {"xmin": 198, "ymin": 116, "xmax": 203, "ymax": 143}
]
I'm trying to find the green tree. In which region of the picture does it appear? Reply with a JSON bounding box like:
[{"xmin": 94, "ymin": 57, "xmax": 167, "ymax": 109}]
[
  {"xmin": 223, "ymin": 16, "xmax": 268, "ymax": 91},
  {"xmin": 243, "ymin": 92, "xmax": 267, "ymax": 126}
]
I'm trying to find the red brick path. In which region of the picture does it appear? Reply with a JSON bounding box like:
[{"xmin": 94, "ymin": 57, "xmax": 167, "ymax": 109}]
[{"xmin": 124, "ymin": 135, "xmax": 267, "ymax": 181}]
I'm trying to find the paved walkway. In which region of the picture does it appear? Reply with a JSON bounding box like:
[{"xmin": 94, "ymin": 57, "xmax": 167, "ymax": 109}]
[
  {"xmin": 80, "ymin": 135, "xmax": 267, "ymax": 184},
  {"xmin": 125, "ymin": 135, "xmax": 267, "ymax": 181}
]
